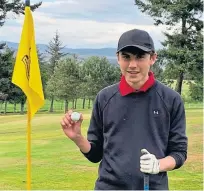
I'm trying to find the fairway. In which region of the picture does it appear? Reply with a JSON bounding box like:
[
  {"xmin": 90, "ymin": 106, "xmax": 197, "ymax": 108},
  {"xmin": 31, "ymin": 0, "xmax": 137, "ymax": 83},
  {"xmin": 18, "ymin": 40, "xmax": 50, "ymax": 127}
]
[{"xmin": 0, "ymin": 108, "xmax": 203, "ymax": 190}]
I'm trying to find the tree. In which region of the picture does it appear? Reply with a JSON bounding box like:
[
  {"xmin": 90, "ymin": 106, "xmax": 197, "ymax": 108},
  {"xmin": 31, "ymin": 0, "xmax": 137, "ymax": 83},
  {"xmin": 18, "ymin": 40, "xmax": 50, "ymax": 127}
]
[
  {"xmin": 0, "ymin": 92, "xmax": 8, "ymax": 113},
  {"xmin": 46, "ymin": 31, "xmax": 68, "ymax": 112},
  {"xmin": 150, "ymin": 52, "xmax": 164, "ymax": 82},
  {"xmin": 46, "ymin": 30, "xmax": 68, "ymax": 74},
  {"xmin": 135, "ymin": 0, "xmax": 203, "ymax": 94},
  {"xmin": 0, "ymin": 47, "xmax": 15, "ymax": 113},
  {"xmin": 82, "ymin": 56, "xmax": 120, "ymax": 105},
  {"xmin": 48, "ymin": 57, "xmax": 80, "ymax": 113},
  {"xmin": 45, "ymin": 75, "xmax": 58, "ymax": 112},
  {"xmin": 9, "ymin": 86, "xmax": 26, "ymax": 114},
  {"xmin": 0, "ymin": 46, "xmax": 26, "ymax": 114},
  {"xmin": 37, "ymin": 47, "xmax": 49, "ymax": 96},
  {"xmin": 77, "ymin": 62, "xmax": 89, "ymax": 109},
  {"xmin": 187, "ymin": 31, "xmax": 203, "ymax": 101}
]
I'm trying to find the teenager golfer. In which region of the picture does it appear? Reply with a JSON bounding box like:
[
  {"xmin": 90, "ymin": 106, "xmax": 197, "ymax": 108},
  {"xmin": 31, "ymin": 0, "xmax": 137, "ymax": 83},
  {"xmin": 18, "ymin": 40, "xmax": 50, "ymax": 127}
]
[{"xmin": 61, "ymin": 29, "xmax": 188, "ymax": 190}]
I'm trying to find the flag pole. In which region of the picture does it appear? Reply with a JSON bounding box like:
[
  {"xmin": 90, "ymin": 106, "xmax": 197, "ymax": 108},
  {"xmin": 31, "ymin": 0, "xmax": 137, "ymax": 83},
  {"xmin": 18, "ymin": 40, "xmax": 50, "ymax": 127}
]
[
  {"xmin": 27, "ymin": 104, "xmax": 31, "ymax": 190},
  {"xmin": 25, "ymin": 0, "xmax": 30, "ymax": 6},
  {"xmin": 25, "ymin": 1, "xmax": 31, "ymax": 190},
  {"xmin": 12, "ymin": 0, "xmax": 44, "ymax": 189}
]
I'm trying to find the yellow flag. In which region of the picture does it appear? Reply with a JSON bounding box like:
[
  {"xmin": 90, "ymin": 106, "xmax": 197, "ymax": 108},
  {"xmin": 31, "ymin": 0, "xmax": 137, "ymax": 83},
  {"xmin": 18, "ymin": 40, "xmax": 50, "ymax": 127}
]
[
  {"xmin": 12, "ymin": 6, "xmax": 44, "ymax": 190},
  {"xmin": 12, "ymin": 6, "xmax": 44, "ymax": 119}
]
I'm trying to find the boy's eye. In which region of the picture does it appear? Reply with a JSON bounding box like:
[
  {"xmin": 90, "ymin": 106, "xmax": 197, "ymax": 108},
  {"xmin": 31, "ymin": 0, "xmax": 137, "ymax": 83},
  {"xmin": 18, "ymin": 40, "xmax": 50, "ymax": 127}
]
[
  {"xmin": 123, "ymin": 55, "xmax": 130, "ymax": 59},
  {"xmin": 136, "ymin": 54, "xmax": 146, "ymax": 59}
]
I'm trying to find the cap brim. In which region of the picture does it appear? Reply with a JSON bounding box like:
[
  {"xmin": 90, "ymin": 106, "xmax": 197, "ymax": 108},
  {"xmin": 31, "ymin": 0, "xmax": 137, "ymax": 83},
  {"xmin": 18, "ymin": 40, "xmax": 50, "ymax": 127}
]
[{"xmin": 116, "ymin": 45, "xmax": 151, "ymax": 53}]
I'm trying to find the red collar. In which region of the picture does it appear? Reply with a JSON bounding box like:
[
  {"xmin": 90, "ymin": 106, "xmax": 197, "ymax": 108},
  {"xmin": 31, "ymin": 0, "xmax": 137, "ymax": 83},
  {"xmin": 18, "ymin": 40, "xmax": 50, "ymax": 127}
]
[{"xmin": 119, "ymin": 71, "xmax": 155, "ymax": 96}]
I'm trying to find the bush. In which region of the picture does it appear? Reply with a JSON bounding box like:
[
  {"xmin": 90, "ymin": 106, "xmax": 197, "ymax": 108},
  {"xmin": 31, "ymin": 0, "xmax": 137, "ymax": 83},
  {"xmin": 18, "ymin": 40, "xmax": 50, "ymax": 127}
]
[{"xmin": 189, "ymin": 83, "xmax": 203, "ymax": 102}]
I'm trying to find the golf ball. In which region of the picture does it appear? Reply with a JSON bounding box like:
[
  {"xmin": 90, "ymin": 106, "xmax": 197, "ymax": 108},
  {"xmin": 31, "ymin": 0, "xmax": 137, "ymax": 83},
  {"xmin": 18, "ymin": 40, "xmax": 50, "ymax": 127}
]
[{"xmin": 71, "ymin": 112, "xmax": 80, "ymax": 121}]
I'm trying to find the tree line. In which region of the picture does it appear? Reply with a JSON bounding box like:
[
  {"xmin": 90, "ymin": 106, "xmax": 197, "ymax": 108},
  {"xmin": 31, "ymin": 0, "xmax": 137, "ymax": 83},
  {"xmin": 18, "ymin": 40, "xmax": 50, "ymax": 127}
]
[
  {"xmin": 0, "ymin": 0, "xmax": 203, "ymax": 114},
  {"xmin": 0, "ymin": 31, "xmax": 123, "ymax": 113}
]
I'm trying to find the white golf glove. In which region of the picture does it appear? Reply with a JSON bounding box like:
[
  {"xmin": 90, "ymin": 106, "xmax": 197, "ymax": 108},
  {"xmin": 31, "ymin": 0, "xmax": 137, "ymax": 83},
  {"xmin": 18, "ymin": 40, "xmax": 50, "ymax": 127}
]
[{"xmin": 140, "ymin": 149, "xmax": 160, "ymax": 174}]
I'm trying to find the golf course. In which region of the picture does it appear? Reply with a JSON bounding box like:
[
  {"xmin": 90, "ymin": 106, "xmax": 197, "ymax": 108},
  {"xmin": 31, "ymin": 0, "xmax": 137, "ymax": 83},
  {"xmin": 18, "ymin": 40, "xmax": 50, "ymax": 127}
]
[
  {"xmin": 0, "ymin": 106, "xmax": 203, "ymax": 190},
  {"xmin": 0, "ymin": 0, "xmax": 203, "ymax": 189}
]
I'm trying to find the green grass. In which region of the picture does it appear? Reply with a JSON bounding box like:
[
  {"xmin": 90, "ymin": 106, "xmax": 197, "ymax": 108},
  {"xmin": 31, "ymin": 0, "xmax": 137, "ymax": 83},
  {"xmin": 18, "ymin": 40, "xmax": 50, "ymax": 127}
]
[
  {"xmin": 0, "ymin": 108, "xmax": 203, "ymax": 190},
  {"xmin": 168, "ymin": 109, "xmax": 203, "ymax": 190},
  {"xmin": 0, "ymin": 111, "xmax": 97, "ymax": 190}
]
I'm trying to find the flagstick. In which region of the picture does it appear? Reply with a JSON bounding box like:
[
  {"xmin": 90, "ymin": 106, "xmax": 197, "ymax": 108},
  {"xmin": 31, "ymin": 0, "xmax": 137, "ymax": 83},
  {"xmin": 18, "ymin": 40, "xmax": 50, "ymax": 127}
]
[
  {"xmin": 25, "ymin": 0, "xmax": 31, "ymax": 189},
  {"xmin": 25, "ymin": 0, "xmax": 30, "ymax": 6},
  {"xmin": 12, "ymin": 0, "xmax": 44, "ymax": 189},
  {"xmin": 25, "ymin": 1, "xmax": 31, "ymax": 189},
  {"xmin": 27, "ymin": 102, "xmax": 31, "ymax": 190}
]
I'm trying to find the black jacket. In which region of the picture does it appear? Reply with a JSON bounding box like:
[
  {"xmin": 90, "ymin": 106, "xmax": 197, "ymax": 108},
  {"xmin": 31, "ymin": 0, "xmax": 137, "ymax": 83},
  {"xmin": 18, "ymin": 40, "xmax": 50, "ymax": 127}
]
[{"xmin": 82, "ymin": 80, "xmax": 188, "ymax": 190}]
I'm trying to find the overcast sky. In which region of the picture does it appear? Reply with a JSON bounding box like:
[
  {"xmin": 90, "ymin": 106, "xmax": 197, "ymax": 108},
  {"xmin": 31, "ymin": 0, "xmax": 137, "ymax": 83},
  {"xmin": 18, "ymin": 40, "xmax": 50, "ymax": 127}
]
[{"xmin": 0, "ymin": 0, "xmax": 167, "ymax": 49}]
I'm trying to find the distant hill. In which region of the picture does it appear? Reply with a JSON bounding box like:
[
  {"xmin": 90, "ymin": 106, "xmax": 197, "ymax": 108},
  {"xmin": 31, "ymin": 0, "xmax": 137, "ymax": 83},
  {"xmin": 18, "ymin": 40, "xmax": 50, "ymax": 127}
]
[{"xmin": 1, "ymin": 41, "xmax": 118, "ymax": 64}]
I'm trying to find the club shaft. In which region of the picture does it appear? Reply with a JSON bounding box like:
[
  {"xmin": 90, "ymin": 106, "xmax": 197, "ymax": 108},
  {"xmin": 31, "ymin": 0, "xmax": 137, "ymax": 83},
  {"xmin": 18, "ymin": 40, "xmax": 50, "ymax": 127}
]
[{"xmin": 144, "ymin": 173, "xmax": 149, "ymax": 190}]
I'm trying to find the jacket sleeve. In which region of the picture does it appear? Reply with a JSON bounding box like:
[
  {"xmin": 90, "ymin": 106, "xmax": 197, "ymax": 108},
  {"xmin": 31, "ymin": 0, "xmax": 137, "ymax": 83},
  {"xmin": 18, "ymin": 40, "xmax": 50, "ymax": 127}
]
[
  {"xmin": 167, "ymin": 95, "xmax": 188, "ymax": 169},
  {"xmin": 81, "ymin": 93, "xmax": 104, "ymax": 163}
]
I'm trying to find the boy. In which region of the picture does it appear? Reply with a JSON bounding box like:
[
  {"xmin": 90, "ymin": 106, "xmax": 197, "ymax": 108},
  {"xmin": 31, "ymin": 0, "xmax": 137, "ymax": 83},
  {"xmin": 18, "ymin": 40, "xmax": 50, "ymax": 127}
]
[{"xmin": 61, "ymin": 29, "xmax": 188, "ymax": 190}]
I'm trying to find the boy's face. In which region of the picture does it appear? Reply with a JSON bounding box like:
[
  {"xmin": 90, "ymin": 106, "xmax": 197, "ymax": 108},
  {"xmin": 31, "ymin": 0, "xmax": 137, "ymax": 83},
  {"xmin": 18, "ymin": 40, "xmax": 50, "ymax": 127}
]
[{"xmin": 117, "ymin": 47, "xmax": 157, "ymax": 88}]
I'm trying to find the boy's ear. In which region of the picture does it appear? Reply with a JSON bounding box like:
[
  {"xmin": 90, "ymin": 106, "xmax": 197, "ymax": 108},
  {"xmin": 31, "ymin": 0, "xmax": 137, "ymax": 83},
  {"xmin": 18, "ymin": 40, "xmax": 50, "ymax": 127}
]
[{"xmin": 150, "ymin": 53, "xmax": 157, "ymax": 66}]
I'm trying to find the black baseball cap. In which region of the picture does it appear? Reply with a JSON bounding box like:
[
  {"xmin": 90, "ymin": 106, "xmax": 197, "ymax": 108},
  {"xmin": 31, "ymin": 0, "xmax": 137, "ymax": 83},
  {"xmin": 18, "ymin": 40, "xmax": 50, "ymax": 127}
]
[{"xmin": 116, "ymin": 29, "xmax": 155, "ymax": 53}]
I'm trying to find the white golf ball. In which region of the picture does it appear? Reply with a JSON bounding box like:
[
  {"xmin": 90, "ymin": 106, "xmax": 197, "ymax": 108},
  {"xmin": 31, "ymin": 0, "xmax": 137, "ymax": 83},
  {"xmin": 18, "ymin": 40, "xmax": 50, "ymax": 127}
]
[{"xmin": 71, "ymin": 112, "xmax": 80, "ymax": 121}]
